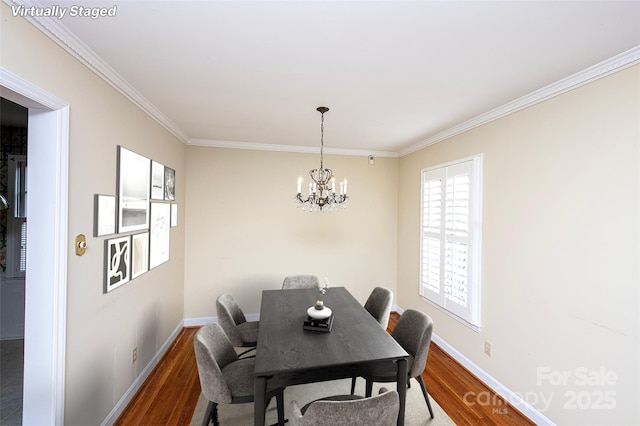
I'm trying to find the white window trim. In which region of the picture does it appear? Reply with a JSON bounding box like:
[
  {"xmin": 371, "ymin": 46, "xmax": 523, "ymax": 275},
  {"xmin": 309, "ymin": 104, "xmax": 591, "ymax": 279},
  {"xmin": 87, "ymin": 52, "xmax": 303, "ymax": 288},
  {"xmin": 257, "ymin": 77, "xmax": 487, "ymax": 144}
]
[{"xmin": 419, "ymin": 154, "xmax": 483, "ymax": 330}]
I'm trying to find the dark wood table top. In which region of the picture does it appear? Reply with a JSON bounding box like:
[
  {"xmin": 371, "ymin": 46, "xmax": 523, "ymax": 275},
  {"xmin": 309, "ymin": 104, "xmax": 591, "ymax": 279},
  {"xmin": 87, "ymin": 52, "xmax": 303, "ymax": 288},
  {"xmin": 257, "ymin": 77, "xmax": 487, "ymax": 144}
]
[{"xmin": 255, "ymin": 287, "xmax": 408, "ymax": 378}]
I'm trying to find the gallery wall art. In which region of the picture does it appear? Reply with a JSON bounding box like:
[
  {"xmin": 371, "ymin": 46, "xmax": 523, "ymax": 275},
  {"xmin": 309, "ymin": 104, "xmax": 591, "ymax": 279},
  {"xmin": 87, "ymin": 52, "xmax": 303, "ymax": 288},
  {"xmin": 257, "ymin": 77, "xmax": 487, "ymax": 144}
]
[
  {"xmin": 131, "ymin": 232, "xmax": 149, "ymax": 279},
  {"xmin": 105, "ymin": 235, "xmax": 130, "ymax": 293},
  {"xmin": 118, "ymin": 146, "xmax": 150, "ymax": 233},
  {"xmin": 96, "ymin": 146, "xmax": 177, "ymax": 292},
  {"xmin": 94, "ymin": 194, "xmax": 116, "ymax": 237},
  {"xmin": 151, "ymin": 160, "xmax": 165, "ymax": 200}
]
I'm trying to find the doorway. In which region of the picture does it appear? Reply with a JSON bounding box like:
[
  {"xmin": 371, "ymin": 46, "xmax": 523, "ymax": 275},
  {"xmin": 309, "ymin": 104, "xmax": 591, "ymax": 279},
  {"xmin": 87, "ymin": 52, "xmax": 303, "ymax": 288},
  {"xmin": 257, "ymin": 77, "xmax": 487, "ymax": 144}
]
[
  {"xmin": 1, "ymin": 68, "xmax": 69, "ymax": 425},
  {"xmin": 0, "ymin": 97, "xmax": 28, "ymax": 425}
]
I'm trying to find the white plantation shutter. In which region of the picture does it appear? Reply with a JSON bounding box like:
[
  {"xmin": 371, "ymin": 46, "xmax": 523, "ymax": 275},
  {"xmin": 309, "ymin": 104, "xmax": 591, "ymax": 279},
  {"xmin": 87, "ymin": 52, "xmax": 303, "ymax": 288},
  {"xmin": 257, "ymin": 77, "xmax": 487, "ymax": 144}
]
[
  {"xmin": 421, "ymin": 156, "xmax": 482, "ymax": 327},
  {"xmin": 7, "ymin": 155, "xmax": 27, "ymax": 278}
]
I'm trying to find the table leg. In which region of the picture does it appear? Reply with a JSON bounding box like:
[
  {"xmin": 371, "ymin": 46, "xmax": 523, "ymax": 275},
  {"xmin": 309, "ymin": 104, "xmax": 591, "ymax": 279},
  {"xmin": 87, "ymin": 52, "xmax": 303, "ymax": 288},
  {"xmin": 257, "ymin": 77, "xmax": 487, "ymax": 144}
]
[
  {"xmin": 396, "ymin": 358, "xmax": 407, "ymax": 426},
  {"xmin": 254, "ymin": 376, "xmax": 267, "ymax": 426}
]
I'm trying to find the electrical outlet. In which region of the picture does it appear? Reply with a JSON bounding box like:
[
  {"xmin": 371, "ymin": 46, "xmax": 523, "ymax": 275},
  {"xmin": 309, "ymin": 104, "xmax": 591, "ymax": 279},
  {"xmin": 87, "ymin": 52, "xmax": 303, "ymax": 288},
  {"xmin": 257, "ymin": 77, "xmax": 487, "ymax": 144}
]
[
  {"xmin": 132, "ymin": 347, "xmax": 138, "ymax": 364},
  {"xmin": 484, "ymin": 341, "xmax": 492, "ymax": 357}
]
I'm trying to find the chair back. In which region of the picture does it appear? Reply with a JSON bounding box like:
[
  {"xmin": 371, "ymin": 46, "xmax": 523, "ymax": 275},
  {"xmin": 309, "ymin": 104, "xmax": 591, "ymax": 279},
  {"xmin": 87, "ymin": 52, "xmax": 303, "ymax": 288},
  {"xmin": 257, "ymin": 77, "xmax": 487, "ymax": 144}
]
[
  {"xmin": 193, "ymin": 322, "xmax": 239, "ymax": 404},
  {"xmin": 363, "ymin": 286, "xmax": 393, "ymax": 329},
  {"xmin": 282, "ymin": 275, "xmax": 321, "ymax": 290},
  {"xmin": 216, "ymin": 293, "xmax": 247, "ymax": 346},
  {"xmin": 289, "ymin": 389, "xmax": 399, "ymax": 426},
  {"xmin": 391, "ymin": 309, "xmax": 433, "ymax": 378}
]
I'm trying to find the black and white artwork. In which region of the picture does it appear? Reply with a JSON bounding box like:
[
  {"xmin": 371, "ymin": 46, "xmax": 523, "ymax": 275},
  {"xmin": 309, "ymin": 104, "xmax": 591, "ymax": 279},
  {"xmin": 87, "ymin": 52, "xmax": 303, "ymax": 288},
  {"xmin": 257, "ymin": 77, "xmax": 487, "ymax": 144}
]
[
  {"xmin": 151, "ymin": 161, "xmax": 165, "ymax": 200},
  {"xmin": 118, "ymin": 146, "xmax": 150, "ymax": 233},
  {"xmin": 105, "ymin": 235, "xmax": 131, "ymax": 293},
  {"xmin": 94, "ymin": 194, "xmax": 116, "ymax": 237},
  {"xmin": 131, "ymin": 232, "xmax": 149, "ymax": 279},
  {"xmin": 149, "ymin": 202, "xmax": 171, "ymax": 269},
  {"xmin": 164, "ymin": 166, "xmax": 175, "ymax": 201}
]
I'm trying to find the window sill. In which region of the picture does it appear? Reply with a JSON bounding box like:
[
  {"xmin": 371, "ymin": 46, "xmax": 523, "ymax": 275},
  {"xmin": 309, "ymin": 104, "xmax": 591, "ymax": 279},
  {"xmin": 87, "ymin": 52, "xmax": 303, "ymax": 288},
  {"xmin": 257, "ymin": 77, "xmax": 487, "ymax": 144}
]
[{"xmin": 419, "ymin": 296, "xmax": 481, "ymax": 332}]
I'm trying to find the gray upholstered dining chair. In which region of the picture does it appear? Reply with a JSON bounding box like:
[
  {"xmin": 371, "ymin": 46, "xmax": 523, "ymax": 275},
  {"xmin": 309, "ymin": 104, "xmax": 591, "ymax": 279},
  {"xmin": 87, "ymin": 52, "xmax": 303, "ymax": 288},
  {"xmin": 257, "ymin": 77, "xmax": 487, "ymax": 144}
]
[
  {"xmin": 281, "ymin": 275, "xmax": 321, "ymax": 290},
  {"xmin": 356, "ymin": 309, "xmax": 435, "ymax": 419},
  {"xmin": 288, "ymin": 388, "xmax": 399, "ymax": 426},
  {"xmin": 363, "ymin": 286, "xmax": 393, "ymax": 329},
  {"xmin": 350, "ymin": 286, "xmax": 393, "ymax": 393},
  {"xmin": 215, "ymin": 293, "xmax": 259, "ymax": 351},
  {"xmin": 194, "ymin": 322, "xmax": 285, "ymax": 426}
]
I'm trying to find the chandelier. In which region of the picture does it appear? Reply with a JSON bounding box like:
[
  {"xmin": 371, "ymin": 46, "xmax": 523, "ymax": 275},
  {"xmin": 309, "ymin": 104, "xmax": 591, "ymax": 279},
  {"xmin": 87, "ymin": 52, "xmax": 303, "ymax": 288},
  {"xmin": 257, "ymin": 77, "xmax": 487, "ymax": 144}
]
[{"xmin": 295, "ymin": 107, "xmax": 348, "ymax": 212}]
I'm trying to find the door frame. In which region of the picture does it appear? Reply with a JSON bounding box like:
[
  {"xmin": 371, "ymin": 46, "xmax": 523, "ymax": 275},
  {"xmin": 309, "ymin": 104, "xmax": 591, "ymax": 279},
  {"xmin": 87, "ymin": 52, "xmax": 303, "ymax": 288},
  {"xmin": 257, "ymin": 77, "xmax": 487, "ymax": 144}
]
[{"xmin": 1, "ymin": 67, "xmax": 69, "ymax": 425}]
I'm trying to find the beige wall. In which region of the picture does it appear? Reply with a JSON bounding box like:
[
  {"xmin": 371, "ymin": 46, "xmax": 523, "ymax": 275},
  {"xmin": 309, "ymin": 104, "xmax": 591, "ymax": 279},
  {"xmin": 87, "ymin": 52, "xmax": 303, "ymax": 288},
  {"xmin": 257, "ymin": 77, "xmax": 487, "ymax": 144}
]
[
  {"xmin": 1, "ymin": 4, "xmax": 187, "ymax": 425},
  {"xmin": 398, "ymin": 66, "xmax": 639, "ymax": 425},
  {"xmin": 3, "ymin": 2, "xmax": 639, "ymax": 424},
  {"xmin": 184, "ymin": 147, "xmax": 398, "ymax": 316}
]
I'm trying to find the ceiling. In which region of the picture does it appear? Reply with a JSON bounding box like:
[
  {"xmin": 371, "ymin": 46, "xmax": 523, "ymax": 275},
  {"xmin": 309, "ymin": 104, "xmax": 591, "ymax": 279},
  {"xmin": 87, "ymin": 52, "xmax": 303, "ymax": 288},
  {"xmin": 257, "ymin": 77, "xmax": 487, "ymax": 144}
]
[{"xmin": 27, "ymin": 1, "xmax": 640, "ymax": 155}]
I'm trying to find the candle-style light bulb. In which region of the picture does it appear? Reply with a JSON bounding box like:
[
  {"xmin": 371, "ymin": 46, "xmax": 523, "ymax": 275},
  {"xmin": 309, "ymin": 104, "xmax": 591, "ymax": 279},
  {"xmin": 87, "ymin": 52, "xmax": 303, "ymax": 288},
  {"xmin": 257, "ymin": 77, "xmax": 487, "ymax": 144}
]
[{"xmin": 297, "ymin": 177, "xmax": 302, "ymax": 194}]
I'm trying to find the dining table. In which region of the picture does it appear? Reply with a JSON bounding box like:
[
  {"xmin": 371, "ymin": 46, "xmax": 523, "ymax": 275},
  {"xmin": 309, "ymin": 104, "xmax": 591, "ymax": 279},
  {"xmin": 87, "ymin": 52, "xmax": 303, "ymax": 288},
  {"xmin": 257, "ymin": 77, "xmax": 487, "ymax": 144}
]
[{"xmin": 253, "ymin": 286, "xmax": 409, "ymax": 426}]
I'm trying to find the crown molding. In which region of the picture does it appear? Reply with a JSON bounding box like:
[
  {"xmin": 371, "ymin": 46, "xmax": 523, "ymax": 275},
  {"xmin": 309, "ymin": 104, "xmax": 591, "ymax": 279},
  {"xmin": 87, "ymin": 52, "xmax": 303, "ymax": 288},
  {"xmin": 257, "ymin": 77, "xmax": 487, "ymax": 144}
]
[
  {"xmin": 5, "ymin": 0, "xmax": 189, "ymax": 143},
  {"xmin": 188, "ymin": 138, "xmax": 399, "ymax": 158},
  {"xmin": 10, "ymin": 0, "xmax": 638, "ymax": 157},
  {"xmin": 399, "ymin": 45, "xmax": 640, "ymax": 157}
]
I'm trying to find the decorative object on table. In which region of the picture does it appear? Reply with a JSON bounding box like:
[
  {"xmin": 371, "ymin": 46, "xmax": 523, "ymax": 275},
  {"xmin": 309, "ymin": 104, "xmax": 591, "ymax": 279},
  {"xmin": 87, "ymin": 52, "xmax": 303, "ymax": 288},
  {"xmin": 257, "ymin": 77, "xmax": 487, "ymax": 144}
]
[
  {"xmin": 307, "ymin": 304, "xmax": 332, "ymax": 320},
  {"xmin": 303, "ymin": 313, "xmax": 334, "ymax": 332},
  {"xmin": 94, "ymin": 194, "xmax": 116, "ymax": 237},
  {"xmin": 117, "ymin": 146, "xmax": 150, "ymax": 233},
  {"xmin": 294, "ymin": 107, "xmax": 348, "ymax": 212},
  {"xmin": 316, "ymin": 277, "xmax": 329, "ymax": 304},
  {"xmin": 305, "ymin": 278, "xmax": 333, "ymax": 331},
  {"xmin": 104, "ymin": 235, "xmax": 131, "ymax": 293}
]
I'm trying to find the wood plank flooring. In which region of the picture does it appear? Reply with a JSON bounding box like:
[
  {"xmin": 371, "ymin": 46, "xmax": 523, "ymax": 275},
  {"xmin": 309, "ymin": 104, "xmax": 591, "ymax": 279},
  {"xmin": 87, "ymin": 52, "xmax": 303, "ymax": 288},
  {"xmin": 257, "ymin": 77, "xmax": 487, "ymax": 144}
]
[{"xmin": 116, "ymin": 312, "xmax": 535, "ymax": 425}]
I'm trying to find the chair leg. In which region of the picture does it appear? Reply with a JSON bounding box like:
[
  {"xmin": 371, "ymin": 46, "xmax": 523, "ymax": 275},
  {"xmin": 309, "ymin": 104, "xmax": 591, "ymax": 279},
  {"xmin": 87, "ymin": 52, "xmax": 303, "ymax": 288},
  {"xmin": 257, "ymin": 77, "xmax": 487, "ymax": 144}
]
[
  {"xmin": 416, "ymin": 375, "xmax": 434, "ymax": 419},
  {"xmin": 276, "ymin": 388, "xmax": 286, "ymax": 425},
  {"xmin": 202, "ymin": 401, "xmax": 218, "ymax": 426},
  {"xmin": 350, "ymin": 377, "xmax": 357, "ymax": 395},
  {"xmin": 365, "ymin": 379, "xmax": 373, "ymax": 398}
]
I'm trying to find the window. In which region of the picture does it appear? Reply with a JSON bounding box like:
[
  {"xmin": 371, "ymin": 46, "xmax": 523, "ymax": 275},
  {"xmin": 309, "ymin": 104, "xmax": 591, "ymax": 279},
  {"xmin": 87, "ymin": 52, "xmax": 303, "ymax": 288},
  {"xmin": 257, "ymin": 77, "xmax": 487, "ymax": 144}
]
[
  {"xmin": 420, "ymin": 155, "xmax": 482, "ymax": 328},
  {"xmin": 6, "ymin": 155, "xmax": 27, "ymax": 278}
]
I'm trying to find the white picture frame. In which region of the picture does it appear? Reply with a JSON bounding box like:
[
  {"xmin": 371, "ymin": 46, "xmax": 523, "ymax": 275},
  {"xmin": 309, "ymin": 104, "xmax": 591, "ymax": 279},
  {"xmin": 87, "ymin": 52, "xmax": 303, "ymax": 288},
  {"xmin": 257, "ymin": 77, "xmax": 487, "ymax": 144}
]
[
  {"xmin": 105, "ymin": 235, "xmax": 131, "ymax": 293},
  {"xmin": 151, "ymin": 160, "xmax": 165, "ymax": 200},
  {"xmin": 131, "ymin": 232, "xmax": 149, "ymax": 279},
  {"xmin": 164, "ymin": 166, "xmax": 175, "ymax": 201},
  {"xmin": 149, "ymin": 202, "xmax": 171, "ymax": 269},
  {"xmin": 118, "ymin": 146, "xmax": 150, "ymax": 233},
  {"xmin": 94, "ymin": 194, "xmax": 116, "ymax": 237},
  {"xmin": 170, "ymin": 203, "xmax": 178, "ymax": 227}
]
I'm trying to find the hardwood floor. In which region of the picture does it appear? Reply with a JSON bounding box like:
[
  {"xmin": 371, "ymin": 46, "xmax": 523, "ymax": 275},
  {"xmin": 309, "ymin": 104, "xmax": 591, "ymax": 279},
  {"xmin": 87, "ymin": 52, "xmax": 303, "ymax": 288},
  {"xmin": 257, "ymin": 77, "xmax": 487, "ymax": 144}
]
[{"xmin": 116, "ymin": 312, "xmax": 534, "ymax": 425}]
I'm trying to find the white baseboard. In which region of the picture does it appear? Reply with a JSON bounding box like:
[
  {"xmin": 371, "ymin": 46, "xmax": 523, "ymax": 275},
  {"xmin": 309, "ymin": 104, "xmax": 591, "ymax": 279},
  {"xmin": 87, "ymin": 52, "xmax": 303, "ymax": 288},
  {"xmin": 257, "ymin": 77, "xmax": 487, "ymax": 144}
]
[
  {"xmin": 101, "ymin": 321, "xmax": 185, "ymax": 426},
  {"xmin": 183, "ymin": 315, "xmax": 216, "ymax": 327},
  {"xmin": 184, "ymin": 312, "xmax": 260, "ymax": 327},
  {"xmin": 393, "ymin": 305, "xmax": 554, "ymax": 425}
]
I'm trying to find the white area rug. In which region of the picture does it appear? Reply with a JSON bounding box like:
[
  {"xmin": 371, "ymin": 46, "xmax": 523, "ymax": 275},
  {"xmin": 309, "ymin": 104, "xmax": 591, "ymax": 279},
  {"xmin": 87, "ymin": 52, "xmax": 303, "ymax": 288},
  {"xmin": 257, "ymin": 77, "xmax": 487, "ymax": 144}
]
[{"xmin": 191, "ymin": 377, "xmax": 455, "ymax": 425}]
